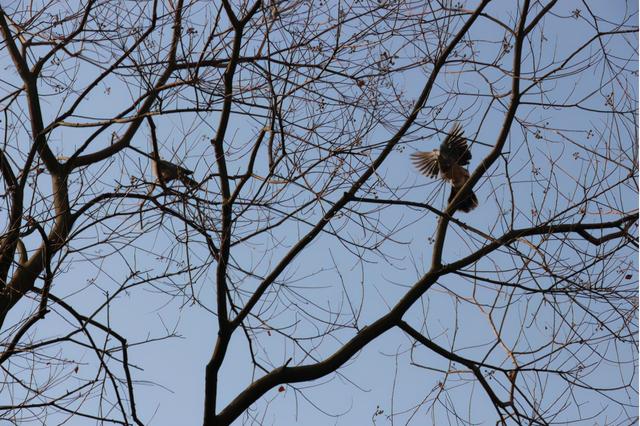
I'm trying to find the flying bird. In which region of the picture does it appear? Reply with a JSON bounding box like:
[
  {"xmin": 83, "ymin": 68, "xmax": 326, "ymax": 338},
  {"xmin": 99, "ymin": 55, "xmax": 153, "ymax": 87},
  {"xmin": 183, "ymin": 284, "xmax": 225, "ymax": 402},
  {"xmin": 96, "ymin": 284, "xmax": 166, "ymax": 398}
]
[
  {"xmin": 151, "ymin": 157, "xmax": 199, "ymax": 189},
  {"xmin": 411, "ymin": 123, "xmax": 478, "ymax": 213}
]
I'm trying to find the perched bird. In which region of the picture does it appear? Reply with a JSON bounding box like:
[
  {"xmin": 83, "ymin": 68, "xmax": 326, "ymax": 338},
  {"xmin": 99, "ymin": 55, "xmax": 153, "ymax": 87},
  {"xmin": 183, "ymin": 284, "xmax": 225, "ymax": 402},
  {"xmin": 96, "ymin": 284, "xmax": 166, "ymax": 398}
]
[
  {"xmin": 411, "ymin": 123, "xmax": 478, "ymax": 213},
  {"xmin": 151, "ymin": 157, "xmax": 199, "ymax": 189}
]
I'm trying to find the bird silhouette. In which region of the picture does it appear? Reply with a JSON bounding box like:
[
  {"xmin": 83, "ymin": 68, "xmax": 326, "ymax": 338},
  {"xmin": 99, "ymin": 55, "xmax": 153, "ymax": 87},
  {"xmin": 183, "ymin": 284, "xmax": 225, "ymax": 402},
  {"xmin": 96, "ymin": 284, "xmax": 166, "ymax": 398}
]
[
  {"xmin": 411, "ymin": 123, "xmax": 478, "ymax": 213},
  {"xmin": 151, "ymin": 157, "xmax": 198, "ymax": 189}
]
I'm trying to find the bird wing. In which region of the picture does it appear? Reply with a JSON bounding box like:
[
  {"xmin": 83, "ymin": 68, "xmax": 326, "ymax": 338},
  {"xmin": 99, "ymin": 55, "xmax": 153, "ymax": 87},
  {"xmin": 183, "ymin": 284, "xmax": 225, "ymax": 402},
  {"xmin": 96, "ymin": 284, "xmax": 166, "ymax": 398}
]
[
  {"xmin": 440, "ymin": 122, "xmax": 471, "ymax": 166},
  {"xmin": 411, "ymin": 150, "xmax": 440, "ymax": 178},
  {"xmin": 166, "ymin": 161, "xmax": 197, "ymax": 188},
  {"xmin": 176, "ymin": 164, "xmax": 194, "ymax": 176},
  {"xmin": 159, "ymin": 159, "xmax": 194, "ymax": 176},
  {"xmin": 179, "ymin": 174, "xmax": 199, "ymax": 189}
]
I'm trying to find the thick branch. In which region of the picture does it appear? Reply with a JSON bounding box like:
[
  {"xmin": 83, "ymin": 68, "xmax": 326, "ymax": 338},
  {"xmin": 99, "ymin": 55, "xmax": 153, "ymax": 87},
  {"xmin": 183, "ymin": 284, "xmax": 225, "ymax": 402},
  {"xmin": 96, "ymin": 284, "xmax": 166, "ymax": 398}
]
[
  {"xmin": 432, "ymin": 0, "xmax": 531, "ymax": 267},
  {"xmin": 215, "ymin": 211, "xmax": 634, "ymax": 425}
]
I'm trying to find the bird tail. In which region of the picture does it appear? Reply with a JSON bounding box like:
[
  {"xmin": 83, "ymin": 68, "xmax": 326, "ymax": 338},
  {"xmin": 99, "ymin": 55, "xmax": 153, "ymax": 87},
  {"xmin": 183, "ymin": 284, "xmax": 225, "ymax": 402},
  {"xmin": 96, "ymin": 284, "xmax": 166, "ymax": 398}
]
[
  {"xmin": 179, "ymin": 174, "xmax": 199, "ymax": 189},
  {"xmin": 448, "ymin": 186, "xmax": 478, "ymax": 213}
]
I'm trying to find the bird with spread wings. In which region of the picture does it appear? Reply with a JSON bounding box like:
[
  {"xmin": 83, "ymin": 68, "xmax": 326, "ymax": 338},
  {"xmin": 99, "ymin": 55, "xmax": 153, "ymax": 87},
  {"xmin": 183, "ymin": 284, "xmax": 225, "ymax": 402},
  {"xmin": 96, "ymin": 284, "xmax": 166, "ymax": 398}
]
[{"xmin": 411, "ymin": 123, "xmax": 478, "ymax": 213}]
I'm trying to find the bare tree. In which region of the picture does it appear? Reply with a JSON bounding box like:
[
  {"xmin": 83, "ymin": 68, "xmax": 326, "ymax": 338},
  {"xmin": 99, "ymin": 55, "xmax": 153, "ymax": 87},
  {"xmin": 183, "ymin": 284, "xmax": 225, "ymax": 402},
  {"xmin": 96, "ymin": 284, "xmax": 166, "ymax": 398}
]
[{"xmin": 0, "ymin": 0, "xmax": 637, "ymax": 425}]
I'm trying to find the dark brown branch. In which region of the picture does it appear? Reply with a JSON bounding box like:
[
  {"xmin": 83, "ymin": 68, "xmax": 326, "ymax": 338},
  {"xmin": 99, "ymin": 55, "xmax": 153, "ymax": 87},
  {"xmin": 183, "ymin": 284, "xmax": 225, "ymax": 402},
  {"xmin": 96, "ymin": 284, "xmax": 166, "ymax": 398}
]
[
  {"xmin": 216, "ymin": 210, "xmax": 635, "ymax": 425},
  {"xmin": 204, "ymin": 2, "xmax": 263, "ymax": 422},
  {"xmin": 397, "ymin": 320, "xmax": 512, "ymax": 410},
  {"xmin": 433, "ymin": 0, "xmax": 531, "ymax": 267}
]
